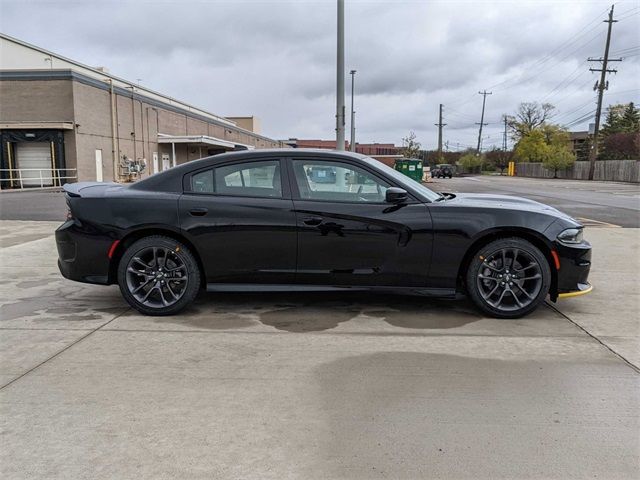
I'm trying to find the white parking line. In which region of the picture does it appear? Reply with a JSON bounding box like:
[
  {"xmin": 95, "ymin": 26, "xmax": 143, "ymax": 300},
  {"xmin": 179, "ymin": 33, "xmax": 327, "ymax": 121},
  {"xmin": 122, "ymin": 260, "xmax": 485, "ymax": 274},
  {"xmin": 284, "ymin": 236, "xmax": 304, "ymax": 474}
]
[{"xmin": 576, "ymin": 217, "xmax": 621, "ymax": 228}]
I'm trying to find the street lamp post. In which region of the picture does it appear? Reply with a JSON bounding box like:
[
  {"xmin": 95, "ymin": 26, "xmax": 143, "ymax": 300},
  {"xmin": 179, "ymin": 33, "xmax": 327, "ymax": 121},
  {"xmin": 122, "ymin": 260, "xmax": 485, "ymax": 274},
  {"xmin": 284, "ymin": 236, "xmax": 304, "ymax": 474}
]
[
  {"xmin": 350, "ymin": 69, "xmax": 356, "ymax": 152},
  {"xmin": 336, "ymin": 0, "xmax": 345, "ymax": 150}
]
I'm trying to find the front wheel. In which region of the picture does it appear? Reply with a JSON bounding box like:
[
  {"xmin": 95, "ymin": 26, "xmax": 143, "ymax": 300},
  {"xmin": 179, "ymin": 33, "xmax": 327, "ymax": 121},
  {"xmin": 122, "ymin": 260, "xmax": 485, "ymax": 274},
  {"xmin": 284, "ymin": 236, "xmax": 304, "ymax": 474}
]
[
  {"xmin": 117, "ymin": 235, "xmax": 201, "ymax": 315},
  {"xmin": 465, "ymin": 237, "xmax": 551, "ymax": 318}
]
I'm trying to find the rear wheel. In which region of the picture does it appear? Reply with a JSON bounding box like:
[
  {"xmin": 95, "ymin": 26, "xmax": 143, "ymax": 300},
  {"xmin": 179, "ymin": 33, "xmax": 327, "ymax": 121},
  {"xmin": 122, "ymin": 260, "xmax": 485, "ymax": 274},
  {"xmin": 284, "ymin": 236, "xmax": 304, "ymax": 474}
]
[
  {"xmin": 117, "ymin": 235, "xmax": 200, "ymax": 315},
  {"xmin": 466, "ymin": 237, "xmax": 551, "ymax": 318}
]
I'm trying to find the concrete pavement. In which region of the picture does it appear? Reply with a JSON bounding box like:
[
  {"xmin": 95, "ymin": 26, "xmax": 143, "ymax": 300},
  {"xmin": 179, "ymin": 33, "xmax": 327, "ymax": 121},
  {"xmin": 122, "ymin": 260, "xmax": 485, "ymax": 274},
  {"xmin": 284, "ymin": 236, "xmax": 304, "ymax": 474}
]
[{"xmin": 0, "ymin": 220, "xmax": 638, "ymax": 479}]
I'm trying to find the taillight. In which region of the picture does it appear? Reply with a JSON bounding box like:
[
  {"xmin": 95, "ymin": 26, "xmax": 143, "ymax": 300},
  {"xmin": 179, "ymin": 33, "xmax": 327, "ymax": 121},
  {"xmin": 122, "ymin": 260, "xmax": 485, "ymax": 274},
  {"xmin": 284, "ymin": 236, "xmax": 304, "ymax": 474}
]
[{"xmin": 66, "ymin": 203, "xmax": 73, "ymax": 221}]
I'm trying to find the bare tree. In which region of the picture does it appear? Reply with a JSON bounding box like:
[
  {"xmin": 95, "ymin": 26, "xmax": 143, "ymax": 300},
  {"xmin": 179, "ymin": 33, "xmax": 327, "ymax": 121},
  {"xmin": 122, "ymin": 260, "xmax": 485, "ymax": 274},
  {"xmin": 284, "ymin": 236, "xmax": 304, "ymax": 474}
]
[
  {"xmin": 400, "ymin": 131, "xmax": 421, "ymax": 158},
  {"xmin": 508, "ymin": 102, "xmax": 556, "ymax": 141}
]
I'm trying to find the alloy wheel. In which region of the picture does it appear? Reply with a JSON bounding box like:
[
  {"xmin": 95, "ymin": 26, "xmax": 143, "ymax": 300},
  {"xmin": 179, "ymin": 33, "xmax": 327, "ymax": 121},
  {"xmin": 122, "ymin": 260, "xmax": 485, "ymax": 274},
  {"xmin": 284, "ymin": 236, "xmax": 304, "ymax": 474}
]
[
  {"xmin": 125, "ymin": 246, "xmax": 189, "ymax": 308},
  {"xmin": 476, "ymin": 247, "xmax": 543, "ymax": 312}
]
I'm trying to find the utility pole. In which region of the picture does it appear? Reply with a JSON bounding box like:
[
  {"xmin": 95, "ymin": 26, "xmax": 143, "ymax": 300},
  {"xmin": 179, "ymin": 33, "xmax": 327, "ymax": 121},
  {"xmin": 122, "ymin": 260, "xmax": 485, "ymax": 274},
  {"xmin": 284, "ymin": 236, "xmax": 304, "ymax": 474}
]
[
  {"xmin": 350, "ymin": 70, "xmax": 357, "ymax": 152},
  {"xmin": 587, "ymin": 4, "xmax": 620, "ymax": 180},
  {"xmin": 476, "ymin": 90, "xmax": 492, "ymax": 153},
  {"xmin": 502, "ymin": 115, "xmax": 508, "ymax": 151},
  {"xmin": 435, "ymin": 104, "xmax": 447, "ymax": 162},
  {"xmin": 335, "ymin": 0, "xmax": 346, "ymax": 150}
]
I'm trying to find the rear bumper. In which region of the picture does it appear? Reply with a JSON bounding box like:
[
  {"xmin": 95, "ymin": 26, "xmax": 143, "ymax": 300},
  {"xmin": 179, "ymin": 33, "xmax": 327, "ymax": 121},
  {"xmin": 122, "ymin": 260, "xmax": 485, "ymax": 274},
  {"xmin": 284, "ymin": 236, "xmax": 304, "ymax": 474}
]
[
  {"xmin": 554, "ymin": 240, "xmax": 592, "ymax": 297},
  {"xmin": 56, "ymin": 220, "xmax": 112, "ymax": 285}
]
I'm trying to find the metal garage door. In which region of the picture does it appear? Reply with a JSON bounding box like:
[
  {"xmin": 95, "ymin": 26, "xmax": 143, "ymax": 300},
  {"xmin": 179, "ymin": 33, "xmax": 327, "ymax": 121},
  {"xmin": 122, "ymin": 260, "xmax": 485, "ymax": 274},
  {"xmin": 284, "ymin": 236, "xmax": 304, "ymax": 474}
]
[{"xmin": 15, "ymin": 142, "xmax": 53, "ymax": 187}]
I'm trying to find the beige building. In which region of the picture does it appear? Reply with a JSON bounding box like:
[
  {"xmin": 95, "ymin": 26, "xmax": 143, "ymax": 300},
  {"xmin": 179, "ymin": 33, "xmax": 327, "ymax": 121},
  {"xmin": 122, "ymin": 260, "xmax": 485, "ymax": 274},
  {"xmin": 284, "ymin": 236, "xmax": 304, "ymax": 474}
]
[
  {"xmin": 226, "ymin": 116, "xmax": 262, "ymax": 135},
  {"xmin": 0, "ymin": 34, "xmax": 285, "ymax": 188}
]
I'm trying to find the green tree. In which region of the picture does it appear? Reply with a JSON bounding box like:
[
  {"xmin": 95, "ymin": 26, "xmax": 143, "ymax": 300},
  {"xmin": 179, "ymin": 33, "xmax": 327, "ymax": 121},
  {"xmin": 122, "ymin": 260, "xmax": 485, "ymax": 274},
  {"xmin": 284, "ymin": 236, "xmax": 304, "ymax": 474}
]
[
  {"xmin": 515, "ymin": 125, "xmax": 575, "ymax": 177},
  {"xmin": 457, "ymin": 152, "xmax": 484, "ymax": 173},
  {"xmin": 600, "ymin": 104, "xmax": 627, "ymax": 137},
  {"xmin": 543, "ymin": 144, "xmax": 576, "ymax": 178},
  {"xmin": 621, "ymin": 102, "xmax": 640, "ymax": 133},
  {"xmin": 548, "ymin": 127, "xmax": 575, "ymax": 177},
  {"xmin": 576, "ymin": 137, "xmax": 590, "ymax": 162},
  {"xmin": 514, "ymin": 130, "xmax": 550, "ymax": 162},
  {"xmin": 541, "ymin": 124, "xmax": 569, "ymax": 145},
  {"xmin": 400, "ymin": 131, "xmax": 421, "ymax": 158},
  {"xmin": 599, "ymin": 103, "xmax": 640, "ymax": 159}
]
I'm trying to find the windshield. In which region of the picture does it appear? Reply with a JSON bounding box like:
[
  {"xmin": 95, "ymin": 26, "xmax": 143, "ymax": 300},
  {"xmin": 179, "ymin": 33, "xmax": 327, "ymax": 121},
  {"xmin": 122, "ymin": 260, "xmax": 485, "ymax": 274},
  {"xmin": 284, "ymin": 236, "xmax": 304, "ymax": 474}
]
[{"xmin": 364, "ymin": 156, "xmax": 442, "ymax": 202}]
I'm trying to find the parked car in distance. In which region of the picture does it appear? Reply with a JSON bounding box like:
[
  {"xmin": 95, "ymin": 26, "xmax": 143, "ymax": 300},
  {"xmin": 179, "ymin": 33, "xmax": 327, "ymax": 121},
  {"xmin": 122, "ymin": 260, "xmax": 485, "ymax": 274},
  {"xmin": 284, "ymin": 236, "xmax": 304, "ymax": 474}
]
[
  {"xmin": 56, "ymin": 149, "xmax": 592, "ymax": 318},
  {"xmin": 433, "ymin": 163, "xmax": 454, "ymax": 178}
]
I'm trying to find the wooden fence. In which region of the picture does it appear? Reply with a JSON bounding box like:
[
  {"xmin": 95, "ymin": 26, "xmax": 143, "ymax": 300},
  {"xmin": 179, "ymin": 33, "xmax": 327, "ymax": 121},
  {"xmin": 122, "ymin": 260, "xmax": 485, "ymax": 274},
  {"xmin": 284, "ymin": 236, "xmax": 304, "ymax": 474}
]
[{"xmin": 515, "ymin": 160, "xmax": 640, "ymax": 183}]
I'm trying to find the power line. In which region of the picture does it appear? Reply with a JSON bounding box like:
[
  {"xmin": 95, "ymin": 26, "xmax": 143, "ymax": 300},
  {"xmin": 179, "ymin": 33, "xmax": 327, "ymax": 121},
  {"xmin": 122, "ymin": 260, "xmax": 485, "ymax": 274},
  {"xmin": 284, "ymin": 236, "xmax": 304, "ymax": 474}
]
[
  {"xmin": 555, "ymin": 98, "xmax": 598, "ymax": 121},
  {"xmin": 564, "ymin": 109, "xmax": 598, "ymax": 128},
  {"xmin": 610, "ymin": 45, "xmax": 640, "ymax": 55},
  {"xmin": 541, "ymin": 61, "xmax": 590, "ymax": 102},
  {"xmin": 445, "ymin": 106, "xmax": 478, "ymax": 120},
  {"xmin": 487, "ymin": 5, "xmax": 611, "ymax": 92},
  {"xmin": 494, "ymin": 29, "xmax": 604, "ymax": 94},
  {"xmin": 616, "ymin": 6, "xmax": 640, "ymax": 21},
  {"xmin": 551, "ymin": 76, "xmax": 598, "ymax": 106},
  {"xmin": 615, "ymin": 4, "xmax": 640, "ymax": 17}
]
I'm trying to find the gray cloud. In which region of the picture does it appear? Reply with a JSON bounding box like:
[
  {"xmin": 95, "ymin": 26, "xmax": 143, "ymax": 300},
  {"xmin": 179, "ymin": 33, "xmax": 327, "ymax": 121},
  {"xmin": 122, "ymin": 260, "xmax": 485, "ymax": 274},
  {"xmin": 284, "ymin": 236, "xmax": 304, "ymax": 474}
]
[{"xmin": 0, "ymin": 0, "xmax": 638, "ymax": 149}]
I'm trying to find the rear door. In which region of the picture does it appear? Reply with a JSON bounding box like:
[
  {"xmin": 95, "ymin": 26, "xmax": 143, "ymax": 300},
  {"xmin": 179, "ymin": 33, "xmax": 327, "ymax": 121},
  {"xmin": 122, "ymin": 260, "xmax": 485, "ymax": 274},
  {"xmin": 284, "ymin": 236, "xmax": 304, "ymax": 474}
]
[
  {"xmin": 288, "ymin": 157, "xmax": 433, "ymax": 287},
  {"xmin": 179, "ymin": 158, "xmax": 297, "ymax": 284}
]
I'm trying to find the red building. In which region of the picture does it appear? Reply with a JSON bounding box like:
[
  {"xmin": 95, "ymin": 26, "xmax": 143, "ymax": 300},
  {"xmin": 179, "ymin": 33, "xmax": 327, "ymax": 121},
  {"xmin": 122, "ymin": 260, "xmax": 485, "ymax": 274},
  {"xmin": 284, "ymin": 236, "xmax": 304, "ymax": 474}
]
[{"xmin": 284, "ymin": 139, "xmax": 402, "ymax": 167}]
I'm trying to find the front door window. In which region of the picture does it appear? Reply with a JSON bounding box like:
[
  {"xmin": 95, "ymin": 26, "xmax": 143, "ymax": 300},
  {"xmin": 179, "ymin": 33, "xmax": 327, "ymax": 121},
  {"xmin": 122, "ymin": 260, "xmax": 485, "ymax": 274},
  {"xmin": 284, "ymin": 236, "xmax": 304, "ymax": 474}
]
[{"xmin": 292, "ymin": 160, "xmax": 389, "ymax": 203}]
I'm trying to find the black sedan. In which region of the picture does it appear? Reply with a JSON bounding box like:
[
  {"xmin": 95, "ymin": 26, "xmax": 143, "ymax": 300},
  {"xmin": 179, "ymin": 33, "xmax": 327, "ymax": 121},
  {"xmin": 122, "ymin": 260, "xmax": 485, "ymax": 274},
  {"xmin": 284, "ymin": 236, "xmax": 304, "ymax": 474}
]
[{"xmin": 56, "ymin": 149, "xmax": 592, "ymax": 318}]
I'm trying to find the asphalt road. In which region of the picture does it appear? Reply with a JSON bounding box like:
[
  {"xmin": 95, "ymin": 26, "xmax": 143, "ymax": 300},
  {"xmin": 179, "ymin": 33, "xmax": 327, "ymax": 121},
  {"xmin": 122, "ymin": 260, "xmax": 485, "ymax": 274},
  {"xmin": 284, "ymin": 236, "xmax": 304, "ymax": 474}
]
[
  {"xmin": 430, "ymin": 175, "xmax": 640, "ymax": 227},
  {"xmin": 0, "ymin": 221, "xmax": 638, "ymax": 479},
  {"xmin": 1, "ymin": 176, "xmax": 639, "ymax": 226},
  {"xmin": 0, "ymin": 188, "xmax": 66, "ymax": 221}
]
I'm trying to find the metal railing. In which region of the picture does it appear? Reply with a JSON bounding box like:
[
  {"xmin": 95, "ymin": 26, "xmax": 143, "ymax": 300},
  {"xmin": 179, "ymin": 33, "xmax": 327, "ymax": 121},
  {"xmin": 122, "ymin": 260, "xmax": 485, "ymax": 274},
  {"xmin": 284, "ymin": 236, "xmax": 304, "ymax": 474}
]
[{"xmin": 0, "ymin": 168, "xmax": 78, "ymax": 189}]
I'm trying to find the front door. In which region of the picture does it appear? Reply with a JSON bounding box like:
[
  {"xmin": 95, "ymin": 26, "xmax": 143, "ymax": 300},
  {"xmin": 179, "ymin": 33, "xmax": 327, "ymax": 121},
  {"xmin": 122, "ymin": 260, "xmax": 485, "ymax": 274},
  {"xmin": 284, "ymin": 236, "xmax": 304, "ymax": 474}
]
[
  {"xmin": 179, "ymin": 158, "xmax": 297, "ymax": 284},
  {"xmin": 288, "ymin": 158, "xmax": 433, "ymax": 287}
]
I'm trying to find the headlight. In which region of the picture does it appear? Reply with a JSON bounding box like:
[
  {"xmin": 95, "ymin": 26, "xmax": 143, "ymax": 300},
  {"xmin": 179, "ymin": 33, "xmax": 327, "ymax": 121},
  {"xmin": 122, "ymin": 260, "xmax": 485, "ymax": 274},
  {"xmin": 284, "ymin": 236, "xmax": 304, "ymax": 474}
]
[{"xmin": 557, "ymin": 228, "xmax": 583, "ymax": 244}]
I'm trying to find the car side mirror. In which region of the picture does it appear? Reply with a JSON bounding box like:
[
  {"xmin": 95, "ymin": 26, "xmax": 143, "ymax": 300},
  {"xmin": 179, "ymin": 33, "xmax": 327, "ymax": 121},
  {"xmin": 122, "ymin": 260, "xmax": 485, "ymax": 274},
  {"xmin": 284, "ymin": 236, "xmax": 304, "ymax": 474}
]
[{"xmin": 385, "ymin": 187, "xmax": 408, "ymax": 204}]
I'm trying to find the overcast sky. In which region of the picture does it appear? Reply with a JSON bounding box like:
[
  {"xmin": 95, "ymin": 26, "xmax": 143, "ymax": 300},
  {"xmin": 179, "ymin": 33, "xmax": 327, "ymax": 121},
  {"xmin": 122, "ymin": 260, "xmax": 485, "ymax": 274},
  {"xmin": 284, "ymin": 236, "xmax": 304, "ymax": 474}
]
[{"xmin": 1, "ymin": 0, "xmax": 638, "ymax": 149}]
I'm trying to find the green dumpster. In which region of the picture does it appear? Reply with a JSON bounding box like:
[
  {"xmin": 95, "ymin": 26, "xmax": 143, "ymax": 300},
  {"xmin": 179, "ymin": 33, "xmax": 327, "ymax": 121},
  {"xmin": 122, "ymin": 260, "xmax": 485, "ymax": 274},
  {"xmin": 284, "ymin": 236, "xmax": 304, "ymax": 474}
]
[{"xmin": 394, "ymin": 158, "xmax": 423, "ymax": 182}]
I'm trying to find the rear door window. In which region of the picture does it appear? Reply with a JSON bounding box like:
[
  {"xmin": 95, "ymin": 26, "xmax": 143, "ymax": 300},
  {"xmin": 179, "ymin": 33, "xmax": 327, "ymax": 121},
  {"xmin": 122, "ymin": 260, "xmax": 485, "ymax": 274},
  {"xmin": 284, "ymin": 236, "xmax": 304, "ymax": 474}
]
[{"xmin": 190, "ymin": 160, "xmax": 282, "ymax": 198}]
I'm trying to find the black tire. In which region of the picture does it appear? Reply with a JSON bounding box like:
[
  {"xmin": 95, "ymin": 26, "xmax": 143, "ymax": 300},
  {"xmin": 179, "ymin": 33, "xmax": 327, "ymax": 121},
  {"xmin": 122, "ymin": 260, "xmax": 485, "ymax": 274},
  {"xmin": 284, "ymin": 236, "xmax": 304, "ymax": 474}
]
[
  {"xmin": 117, "ymin": 235, "xmax": 201, "ymax": 315},
  {"xmin": 465, "ymin": 237, "xmax": 551, "ymax": 319}
]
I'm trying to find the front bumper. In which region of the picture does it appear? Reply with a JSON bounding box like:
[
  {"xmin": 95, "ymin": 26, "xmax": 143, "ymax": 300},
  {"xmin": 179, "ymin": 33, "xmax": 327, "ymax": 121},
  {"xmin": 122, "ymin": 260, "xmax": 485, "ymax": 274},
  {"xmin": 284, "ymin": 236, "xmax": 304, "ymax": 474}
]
[
  {"xmin": 558, "ymin": 282, "xmax": 593, "ymax": 298},
  {"xmin": 56, "ymin": 220, "xmax": 112, "ymax": 285},
  {"xmin": 554, "ymin": 240, "xmax": 592, "ymax": 299}
]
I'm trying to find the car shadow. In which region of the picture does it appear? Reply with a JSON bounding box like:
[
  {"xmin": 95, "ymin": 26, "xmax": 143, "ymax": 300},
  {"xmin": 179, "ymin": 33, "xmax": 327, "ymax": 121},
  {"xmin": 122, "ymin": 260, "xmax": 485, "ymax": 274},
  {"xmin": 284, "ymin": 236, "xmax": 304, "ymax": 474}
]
[{"xmin": 156, "ymin": 291, "xmax": 483, "ymax": 332}]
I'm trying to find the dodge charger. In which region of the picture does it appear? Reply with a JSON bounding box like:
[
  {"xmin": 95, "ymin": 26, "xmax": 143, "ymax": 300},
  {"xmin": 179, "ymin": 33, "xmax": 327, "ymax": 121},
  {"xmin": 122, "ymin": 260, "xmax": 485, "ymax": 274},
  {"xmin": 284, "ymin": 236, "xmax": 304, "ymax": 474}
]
[{"xmin": 56, "ymin": 149, "xmax": 592, "ymax": 318}]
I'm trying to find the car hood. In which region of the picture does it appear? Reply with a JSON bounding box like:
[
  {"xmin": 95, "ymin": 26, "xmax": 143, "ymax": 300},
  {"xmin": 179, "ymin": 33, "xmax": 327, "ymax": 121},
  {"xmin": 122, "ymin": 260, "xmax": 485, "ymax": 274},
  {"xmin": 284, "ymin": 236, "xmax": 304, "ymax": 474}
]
[{"xmin": 445, "ymin": 193, "xmax": 580, "ymax": 225}]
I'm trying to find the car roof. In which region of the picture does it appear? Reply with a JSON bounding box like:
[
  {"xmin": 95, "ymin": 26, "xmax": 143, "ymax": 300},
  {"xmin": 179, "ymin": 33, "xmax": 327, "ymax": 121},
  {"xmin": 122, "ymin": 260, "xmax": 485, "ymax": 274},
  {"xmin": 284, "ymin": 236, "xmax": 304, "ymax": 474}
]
[{"xmin": 130, "ymin": 148, "xmax": 376, "ymax": 192}]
